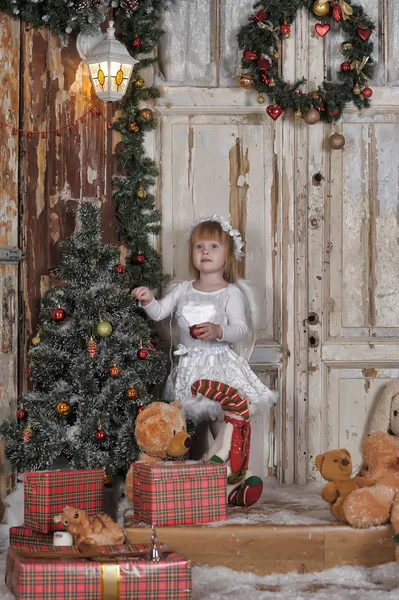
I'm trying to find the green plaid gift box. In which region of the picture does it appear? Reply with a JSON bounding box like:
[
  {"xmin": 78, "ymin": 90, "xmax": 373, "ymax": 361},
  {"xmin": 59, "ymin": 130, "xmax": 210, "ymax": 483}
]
[
  {"xmin": 133, "ymin": 461, "xmax": 227, "ymax": 526},
  {"xmin": 6, "ymin": 543, "xmax": 192, "ymax": 600},
  {"xmin": 24, "ymin": 470, "xmax": 104, "ymax": 533},
  {"xmin": 9, "ymin": 526, "xmax": 54, "ymax": 548}
]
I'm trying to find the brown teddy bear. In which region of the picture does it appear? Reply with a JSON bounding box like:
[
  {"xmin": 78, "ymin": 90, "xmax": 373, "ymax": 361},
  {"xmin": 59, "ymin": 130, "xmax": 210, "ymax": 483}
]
[
  {"xmin": 315, "ymin": 448, "xmax": 375, "ymax": 522},
  {"xmin": 125, "ymin": 401, "xmax": 191, "ymax": 504},
  {"xmin": 343, "ymin": 431, "xmax": 399, "ymax": 531},
  {"xmin": 53, "ymin": 506, "xmax": 125, "ymax": 547}
]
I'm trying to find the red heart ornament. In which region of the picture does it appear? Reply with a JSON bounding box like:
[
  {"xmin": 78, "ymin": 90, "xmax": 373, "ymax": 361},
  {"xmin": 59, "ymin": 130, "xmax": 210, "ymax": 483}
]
[
  {"xmin": 357, "ymin": 26, "xmax": 371, "ymax": 41},
  {"xmin": 315, "ymin": 23, "xmax": 330, "ymax": 37},
  {"xmin": 266, "ymin": 105, "xmax": 283, "ymax": 121}
]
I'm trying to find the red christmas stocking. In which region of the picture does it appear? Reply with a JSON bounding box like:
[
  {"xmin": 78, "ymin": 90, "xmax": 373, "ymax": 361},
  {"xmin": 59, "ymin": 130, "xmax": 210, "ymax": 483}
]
[{"xmin": 228, "ymin": 475, "xmax": 263, "ymax": 507}]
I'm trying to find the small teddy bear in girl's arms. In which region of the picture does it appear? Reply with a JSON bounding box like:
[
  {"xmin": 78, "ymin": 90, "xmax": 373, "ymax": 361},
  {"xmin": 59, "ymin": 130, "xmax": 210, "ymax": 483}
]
[{"xmin": 53, "ymin": 506, "xmax": 125, "ymax": 547}]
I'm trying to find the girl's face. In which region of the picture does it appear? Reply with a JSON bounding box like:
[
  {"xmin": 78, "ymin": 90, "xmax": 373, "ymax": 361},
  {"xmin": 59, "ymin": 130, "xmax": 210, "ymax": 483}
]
[{"xmin": 192, "ymin": 238, "xmax": 226, "ymax": 275}]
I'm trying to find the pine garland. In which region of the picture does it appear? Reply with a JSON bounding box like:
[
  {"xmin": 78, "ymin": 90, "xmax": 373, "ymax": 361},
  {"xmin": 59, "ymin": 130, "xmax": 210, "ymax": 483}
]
[{"xmin": 237, "ymin": 0, "xmax": 375, "ymax": 123}]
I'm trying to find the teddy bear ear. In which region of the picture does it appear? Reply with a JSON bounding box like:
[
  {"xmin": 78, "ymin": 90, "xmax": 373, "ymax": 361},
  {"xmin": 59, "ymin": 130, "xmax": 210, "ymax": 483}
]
[
  {"xmin": 53, "ymin": 514, "xmax": 61, "ymax": 523},
  {"xmin": 340, "ymin": 448, "xmax": 351, "ymax": 458},
  {"xmin": 170, "ymin": 401, "xmax": 183, "ymax": 410},
  {"xmin": 315, "ymin": 454, "xmax": 324, "ymax": 471}
]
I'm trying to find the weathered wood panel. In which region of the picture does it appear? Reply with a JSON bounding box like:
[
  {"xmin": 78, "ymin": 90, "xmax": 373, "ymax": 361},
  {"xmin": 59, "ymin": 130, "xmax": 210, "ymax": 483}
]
[{"xmin": 0, "ymin": 13, "xmax": 20, "ymax": 512}]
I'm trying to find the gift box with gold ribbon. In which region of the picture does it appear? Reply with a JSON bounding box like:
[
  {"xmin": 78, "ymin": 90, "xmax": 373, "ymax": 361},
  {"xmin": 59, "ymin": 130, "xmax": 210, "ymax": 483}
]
[{"xmin": 5, "ymin": 543, "xmax": 192, "ymax": 600}]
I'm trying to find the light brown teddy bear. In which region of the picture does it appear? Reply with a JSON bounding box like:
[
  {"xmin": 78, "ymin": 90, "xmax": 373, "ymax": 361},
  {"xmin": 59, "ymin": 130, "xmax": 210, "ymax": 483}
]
[
  {"xmin": 343, "ymin": 431, "xmax": 399, "ymax": 530},
  {"xmin": 125, "ymin": 401, "xmax": 191, "ymax": 504},
  {"xmin": 53, "ymin": 506, "xmax": 125, "ymax": 547},
  {"xmin": 315, "ymin": 449, "xmax": 375, "ymax": 522}
]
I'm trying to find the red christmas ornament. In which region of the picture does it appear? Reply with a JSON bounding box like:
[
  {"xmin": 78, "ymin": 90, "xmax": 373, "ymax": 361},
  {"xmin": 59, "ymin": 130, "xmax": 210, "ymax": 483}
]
[
  {"xmin": 243, "ymin": 50, "xmax": 258, "ymax": 61},
  {"xmin": 95, "ymin": 429, "xmax": 107, "ymax": 442},
  {"xmin": 116, "ymin": 264, "xmax": 125, "ymax": 274},
  {"xmin": 280, "ymin": 22, "xmax": 291, "ymax": 36},
  {"xmin": 315, "ymin": 23, "xmax": 330, "ymax": 37},
  {"xmin": 328, "ymin": 109, "xmax": 339, "ymax": 117},
  {"xmin": 147, "ymin": 342, "xmax": 155, "ymax": 351},
  {"xmin": 134, "ymin": 253, "xmax": 145, "ymax": 265},
  {"xmin": 136, "ymin": 404, "xmax": 145, "ymax": 415},
  {"xmin": 109, "ymin": 364, "xmax": 120, "ymax": 377},
  {"xmin": 357, "ymin": 27, "xmax": 372, "ymax": 41},
  {"xmin": 261, "ymin": 73, "xmax": 271, "ymax": 85},
  {"xmin": 362, "ymin": 87, "xmax": 373, "ymax": 99},
  {"xmin": 340, "ymin": 62, "xmax": 351, "ymax": 72},
  {"xmin": 25, "ymin": 368, "xmax": 31, "ymax": 376},
  {"xmin": 87, "ymin": 337, "xmax": 97, "ymax": 359},
  {"xmin": 332, "ymin": 5, "xmax": 342, "ymax": 22},
  {"xmin": 266, "ymin": 105, "xmax": 283, "ymax": 121},
  {"xmin": 137, "ymin": 348, "xmax": 149, "ymax": 360},
  {"xmin": 17, "ymin": 408, "xmax": 27, "ymax": 421},
  {"xmin": 127, "ymin": 387, "xmax": 138, "ymax": 399},
  {"xmin": 296, "ymin": 90, "xmax": 306, "ymax": 97},
  {"xmin": 132, "ymin": 37, "xmax": 142, "ymax": 49},
  {"xmin": 258, "ymin": 58, "xmax": 271, "ymax": 72},
  {"xmin": 23, "ymin": 425, "xmax": 32, "ymax": 444},
  {"xmin": 189, "ymin": 325, "xmax": 202, "ymax": 340},
  {"xmin": 253, "ymin": 9, "xmax": 267, "ymax": 23},
  {"xmin": 52, "ymin": 307, "xmax": 66, "ymax": 321}
]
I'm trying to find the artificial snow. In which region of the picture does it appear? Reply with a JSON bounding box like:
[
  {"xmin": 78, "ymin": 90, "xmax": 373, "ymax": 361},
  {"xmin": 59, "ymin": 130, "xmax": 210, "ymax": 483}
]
[{"xmin": 1, "ymin": 479, "xmax": 399, "ymax": 598}]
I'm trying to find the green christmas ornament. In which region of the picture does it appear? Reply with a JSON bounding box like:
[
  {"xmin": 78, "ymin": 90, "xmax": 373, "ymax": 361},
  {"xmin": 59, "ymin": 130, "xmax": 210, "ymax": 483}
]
[{"xmin": 97, "ymin": 320, "xmax": 112, "ymax": 337}]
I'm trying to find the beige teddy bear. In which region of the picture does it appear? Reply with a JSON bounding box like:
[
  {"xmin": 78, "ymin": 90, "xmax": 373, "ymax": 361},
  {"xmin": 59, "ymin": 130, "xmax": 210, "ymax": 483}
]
[{"xmin": 125, "ymin": 401, "xmax": 191, "ymax": 504}]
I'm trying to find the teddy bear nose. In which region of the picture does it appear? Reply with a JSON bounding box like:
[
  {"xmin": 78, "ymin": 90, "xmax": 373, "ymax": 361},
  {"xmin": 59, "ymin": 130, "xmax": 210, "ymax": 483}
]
[
  {"xmin": 341, "ymin": 458, "xmax": 349, "ymax": 466},
  {"xmin": 184, "ymin": 437, "xmax": 192, "ymax": 449}
]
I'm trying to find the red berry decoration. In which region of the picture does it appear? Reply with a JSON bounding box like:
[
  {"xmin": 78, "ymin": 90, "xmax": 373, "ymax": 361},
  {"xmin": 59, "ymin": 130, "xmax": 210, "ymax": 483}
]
[
  {"xmin": 332, "ymin": 6, "xmax": 342, "ymax": 22},
  {"xmin": 340, "ymin": 62, "xmax": 351, "ymax": 73},
  {"xmin": 17, "ymin": 408, "xmax": 27, "ymax": 421},
  {"xmin": 52, "ymin": 307, "xmax": 66, "ymax": 321},
  {"xmin": 137, "ymin": 348, "xmax": 149, "ymax": 360},
  {"xmin": 362, "ymin": 87, "xmax": 373, "ymax": 99},
  {"xmin": 95, "ymin": 429, "xmax": 107, "ymax": 442},
  {"xmin": 134, "ymin": 253, "xmax": 145, "ymax": 265},
  {"xmin": 280, "ymin": 22, "xmax": 291, "ymax": 37},
  {"xmin": 116, "ymin": 264, "xmax": 125, "ymax": 274},
  {"xmin": 132, "ymin": 37, "xmax": 142, "ymax": 49},
  {"xmin": 189, "ymin": 325, "xmax": 202, "ymax": 339}
]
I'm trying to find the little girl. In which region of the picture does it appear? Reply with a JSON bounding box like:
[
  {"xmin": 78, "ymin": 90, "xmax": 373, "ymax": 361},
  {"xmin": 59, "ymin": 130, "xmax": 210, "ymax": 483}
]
[{"xmin": 131, "ymin": 215, "xmax": 276, "ymax": 424}]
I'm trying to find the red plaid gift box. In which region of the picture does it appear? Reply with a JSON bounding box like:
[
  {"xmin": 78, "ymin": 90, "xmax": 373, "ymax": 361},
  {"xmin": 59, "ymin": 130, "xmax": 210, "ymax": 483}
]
[
  {"xmin": 133, "ymin": 461, "xmax": 227, "ymax": 526},
  {"xmin": 9, "ymin": 526, "xmax": 53, "ymax": 548},
  {"xmin": 24, "ymin": 470, "xmax": 104, "ymax": 533},
  {"xmin": 6, "ymin": 543, "xmax": 192, "ymax": 600}
]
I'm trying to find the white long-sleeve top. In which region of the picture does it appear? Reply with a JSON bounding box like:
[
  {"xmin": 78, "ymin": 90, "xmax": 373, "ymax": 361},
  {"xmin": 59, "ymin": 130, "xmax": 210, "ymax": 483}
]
[{"xmin": 141, "ymin": 280, "xmax": 249, "ymax": 348}]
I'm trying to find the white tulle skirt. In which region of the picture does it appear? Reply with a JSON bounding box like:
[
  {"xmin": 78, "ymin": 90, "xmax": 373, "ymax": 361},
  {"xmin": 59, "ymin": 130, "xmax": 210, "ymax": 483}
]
[{"xmin": 163, "ymin": 344, "xmax": 277, "ymax": 424}]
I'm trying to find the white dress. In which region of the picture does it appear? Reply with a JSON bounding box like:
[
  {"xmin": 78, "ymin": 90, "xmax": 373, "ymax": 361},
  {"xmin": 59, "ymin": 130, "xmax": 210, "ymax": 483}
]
[{"xmin": 142, "ymin": 280, "xmax": 277, "ymax": 423}]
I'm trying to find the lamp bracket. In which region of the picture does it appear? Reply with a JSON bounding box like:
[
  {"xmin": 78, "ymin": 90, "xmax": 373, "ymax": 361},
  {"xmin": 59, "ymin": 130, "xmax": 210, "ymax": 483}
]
[{"xmin": 76, "ymin": 28, "xmax": 104, "ymax": 60}]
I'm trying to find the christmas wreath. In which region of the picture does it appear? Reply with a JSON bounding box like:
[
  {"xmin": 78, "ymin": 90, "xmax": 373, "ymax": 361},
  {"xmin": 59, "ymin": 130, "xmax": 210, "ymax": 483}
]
[{"xmin": 237, "ymin": 0, "xmax": 375, "ymax": 124}]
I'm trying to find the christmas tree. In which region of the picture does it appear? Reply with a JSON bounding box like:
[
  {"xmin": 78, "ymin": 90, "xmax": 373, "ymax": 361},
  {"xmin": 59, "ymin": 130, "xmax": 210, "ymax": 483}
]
[{"xmin": 0, "ymin": 202, "xmax": 167, "ymax": 481}]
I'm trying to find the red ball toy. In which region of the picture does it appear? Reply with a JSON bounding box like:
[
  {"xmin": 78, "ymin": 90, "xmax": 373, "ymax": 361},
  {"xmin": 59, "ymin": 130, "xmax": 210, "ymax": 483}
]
[
  {"xmin": 134, "ymin": 253, "xmax": 145, "ymax": 265},
  {"xmin": 362, "ymin": 87, "xmax": 373, "ymax": 99},
  {"xmin": 17, "ymin": 408, "xmax": 27, "ymax": 421},
  {"xmin": 340, "ymin": 62, "xmax": 351, "ymax": 73},
  {"xmin": 136, "ymin": 404, "xmax": 145, "ymax": 415},
  {"xmin": 137, "ymin": 348, "xmax": 149, "ymax": 360},
  {"xmin": 116, "ymin": 264, "xmax": 125, "ymax": 274},
  {"xmin": 95, "ymin": 430, "xmax": 107, "ymax": 442},
  {"xmin": 189, "ymin": 325, "xmax": 202, "ymax": 339},
  {"xmin": 52, "ymin": 307, "xmax": 66, "ymax": 321},
  {"xmin": 132, "ymin": 37, "xmax": 141, "ymax": 49}
]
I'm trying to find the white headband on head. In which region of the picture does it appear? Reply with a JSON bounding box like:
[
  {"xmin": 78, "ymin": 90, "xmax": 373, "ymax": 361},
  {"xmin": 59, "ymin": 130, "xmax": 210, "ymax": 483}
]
[{"xmin": 185, "ymin": 215, "xmax": 245, "ymax": 261}]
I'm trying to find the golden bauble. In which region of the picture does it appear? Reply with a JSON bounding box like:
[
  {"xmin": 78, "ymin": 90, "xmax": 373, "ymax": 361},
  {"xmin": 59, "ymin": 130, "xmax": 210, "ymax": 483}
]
[
  {"xmin": 104, "ymin": 472, "xmax": 111, "ymax": 485},
  {"xmin": 311, "ymin": 91, "xmax": 319, "ymax": 99},
  {"xmin": 257, "ymin": 94, "xmax": 265, "ymax": 104},
  {"xmin": 32, "ymin": 335, "xmax": 41, "ymax": 346},
  {"xmin": 283, "ymin": 33, "xmax": 290, "ymax": 39},
  {"xmin": 295, "ymin": 108, "xmax": 302, "ymax": 119},
  {"xmin": 134, "ymin": 77, "xmax": 145, "ymax": 88},
  {"xmin": 109, "ymin": 363, "xmax": 120, "ymax": 377},
  {"xmin": 236, "ymin": 74, "xmax": 254, "ymax": 89},
  {"xmin": 340, "ymin": 42, "xmax": 353, "ymax": 55},
  {"xmin": 269, "ymin": 79, "xmax": 276, "ymax": 87},
  {"xmin": 303, "ymin": 108, "xmax": 321, "ymax": 125},
  {"xmin": 353, "ymin": 84, "xmax": 361, "ymax": 95},
  {"xmin": 136, "ymin": 186, "xmax": 147, "ymax": 199},
  {"xmin": 128, "ymin": 122, "xmax": 140, "ymax": 133},
  {"xmin": 127, "ymin": 387, "xmax": 138, "ymax": 399},
  {"xmin": 56, "ymin": 401, "xmax": 72, "ymax": 416},
  {"xmin": 313, "ymin": 1, "xmax": 330, "ymax": 17},
  {"xmin": 139, "ymin": 108, "xmax": 154, "ymax": 123},
  {"xmin": 329, "ymin": 132, "xmax": 346, "ymax": 150}
]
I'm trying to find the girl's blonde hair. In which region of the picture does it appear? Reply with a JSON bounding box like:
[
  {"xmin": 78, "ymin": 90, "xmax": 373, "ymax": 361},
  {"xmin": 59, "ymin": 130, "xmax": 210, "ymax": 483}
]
[{"xmin": 188, "ymin": 220, "xmax": 239, "ymax": 283}]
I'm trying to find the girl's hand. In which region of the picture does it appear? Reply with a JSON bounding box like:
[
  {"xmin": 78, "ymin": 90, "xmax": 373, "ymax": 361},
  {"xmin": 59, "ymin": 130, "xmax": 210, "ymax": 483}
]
[
  {"xmin": 131, "ymin": 286, "xmax": 154, "ymax": 306},
  {"xmin": 194, "ymin": 322, "xmax": 222, "ymax": 341}
]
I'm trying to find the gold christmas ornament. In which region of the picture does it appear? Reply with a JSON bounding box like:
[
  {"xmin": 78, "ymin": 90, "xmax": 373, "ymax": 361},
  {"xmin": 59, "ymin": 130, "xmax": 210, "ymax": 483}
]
[
  {"xmin": 353, "ymin": 84, "xmax": 362, "ymax": 95},
  {"xmin": 269, "ymin": 79, "xmax": 276, "ymax": 87},
  {"xmin": 295, "ymin": 108, "xmax": 302, "ymax": 119},
  {"xmin": 340, "ymin": 42, "xmax": 353, "ymax": 54},
  {"xmin": 313, "ymin": 0, "xmax": 330, "ymax": 17},
  {"xmin": 104, "ymin": 472, "xmax": 112, "ymax": 485},
  {"xmin": 139, "ymin": 108, "xmax": 154, "ymax": 123},
  {"xmin": 134, "ymin": 76, "xmax": 145, "ymax": 88},
  {"xmin": 311, "ymin": 91, "xmax": 320, "ymax": 99},
  {"xmin": 136, "ymin": 186, "xmax": 147, "ymax": 199},
  {"xmin": 303, "ymin": 108, "xmax": 321, "ymax": 125},
  {"xmin": 274, "ymin": 50, "xmax": 280, "ymax": 59},
  {"xmin": 32, "ymin": 334, "xmax": 41, "ymax": 346},
  {"xmin": 257, "ymin": 94, "xmax": 265, "ymax": 104},
  {"xmin": 56, "ymin": 401, "xmax": 72, "ymax": 416},
  {"xmin": 23, "ymin": 425, "xmax": 33, "ymax": 444},
  {"xmin": 128, "ymin": 122, "xmax": 140, "ymax": 133},
  {"xmin": 109, "ymin": 363, "xmax": 121, "ymax": 377},
  {"xmin": 329, "ymin": 132, "xmax": 346, "ymax": 150},
  {"xmin": 127, "ymin": 387, "xmax": 138, "ymax": 399},
  {"xmin": 236, "ymin": 74, "xmax": 255, "ymax": 89}
]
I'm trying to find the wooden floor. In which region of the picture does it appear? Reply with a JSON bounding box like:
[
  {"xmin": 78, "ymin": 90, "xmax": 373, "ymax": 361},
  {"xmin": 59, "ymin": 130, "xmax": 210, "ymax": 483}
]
[{"xmin": 124, "ymin": 500, "xmax": 396, "ymax": 575}]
